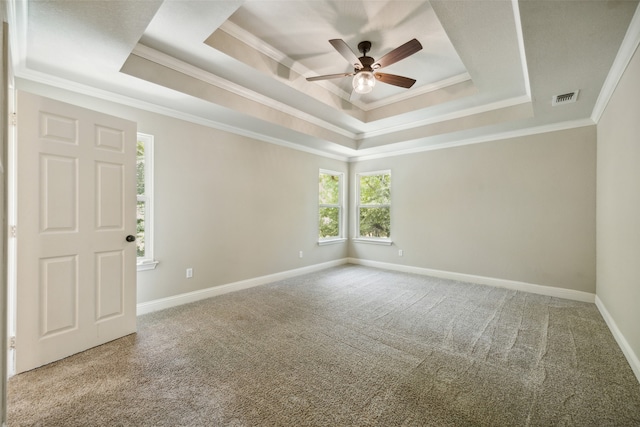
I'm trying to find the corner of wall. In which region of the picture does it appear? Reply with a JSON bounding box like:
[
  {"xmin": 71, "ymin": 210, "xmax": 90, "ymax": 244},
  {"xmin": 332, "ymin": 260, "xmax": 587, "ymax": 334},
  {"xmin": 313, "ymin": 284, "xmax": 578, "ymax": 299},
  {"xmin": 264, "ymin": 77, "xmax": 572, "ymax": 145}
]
[
  {"xmin": 593, "ymin": 3, "xmax": 640, "ymax": 385},
  {"xmin": 595, "ymin": 296, "xmax": 640, "ymax": 383}
]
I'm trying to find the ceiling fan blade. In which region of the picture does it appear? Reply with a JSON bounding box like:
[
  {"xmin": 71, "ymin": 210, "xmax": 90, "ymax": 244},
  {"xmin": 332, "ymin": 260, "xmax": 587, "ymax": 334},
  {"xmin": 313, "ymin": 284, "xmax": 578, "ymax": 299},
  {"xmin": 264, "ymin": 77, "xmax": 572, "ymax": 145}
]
[
  {"xmin": 329, "ymin": 39, "xmax": 363, "ymax": 69},
  {"xmin": 306, "ymin": 72, "xmax": 354, "ymax": 82},
  {"xmin": 375, "ymin": 72, "xmax": 417, "ymax": 88},
  {"xmin": 373, "ymin": 38, "xmax": 423, "ymax": 69}
]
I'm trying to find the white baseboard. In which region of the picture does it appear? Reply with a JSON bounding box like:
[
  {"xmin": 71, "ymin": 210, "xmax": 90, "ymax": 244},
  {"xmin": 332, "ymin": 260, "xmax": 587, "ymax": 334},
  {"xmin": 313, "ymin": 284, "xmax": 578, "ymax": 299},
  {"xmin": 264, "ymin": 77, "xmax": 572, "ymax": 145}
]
[
  {"xmin": 139, "ymin": 257, "xmax": 596, "ymax": 316},
  {"xmin": 347, "ymin": 258, "xmax": 595, "ymax": 303},
  {"xmin": 595, "ymin": 296, "xmax": 640, "ymax": 384},
  {"xmin": 137, "ymin": 258, "xmax": 349, "ymax": 315}
]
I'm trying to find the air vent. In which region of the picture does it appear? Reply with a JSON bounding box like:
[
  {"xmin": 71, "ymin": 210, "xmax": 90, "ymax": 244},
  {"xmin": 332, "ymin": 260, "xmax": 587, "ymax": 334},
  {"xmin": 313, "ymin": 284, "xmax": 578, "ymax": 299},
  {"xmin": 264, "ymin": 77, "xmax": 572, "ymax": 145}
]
[{"xmin": 552, "ymin": 90, "xmax": 579, "ymax": 106}]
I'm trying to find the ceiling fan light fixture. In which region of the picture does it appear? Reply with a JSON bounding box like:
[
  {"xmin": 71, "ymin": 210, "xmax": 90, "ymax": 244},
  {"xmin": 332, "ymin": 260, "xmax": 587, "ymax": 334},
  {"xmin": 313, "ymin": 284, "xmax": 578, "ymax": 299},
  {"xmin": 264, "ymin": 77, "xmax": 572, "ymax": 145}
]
[
  {"xmin": 307, "ymin": 39, "xmax": 422, "ymax": 93},
  {"xmin": 352, "ymin": 71, "xmax": 376, "ymax": 94}
]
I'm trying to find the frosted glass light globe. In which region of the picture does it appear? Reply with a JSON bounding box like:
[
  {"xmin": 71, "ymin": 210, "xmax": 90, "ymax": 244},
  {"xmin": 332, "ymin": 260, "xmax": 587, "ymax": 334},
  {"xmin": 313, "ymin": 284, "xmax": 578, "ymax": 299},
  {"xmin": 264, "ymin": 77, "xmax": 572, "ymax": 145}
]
[{"xmin": 352, "ymin": 71, "xmax": 376, "ymax": 94}]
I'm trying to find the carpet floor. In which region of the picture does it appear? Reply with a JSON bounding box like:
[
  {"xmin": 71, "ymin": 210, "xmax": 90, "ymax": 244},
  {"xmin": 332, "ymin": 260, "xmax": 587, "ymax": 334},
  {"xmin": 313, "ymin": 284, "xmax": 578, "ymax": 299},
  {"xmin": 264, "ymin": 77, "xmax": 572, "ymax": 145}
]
[{"xmin": 8, "ymin": 265, "xmax": 640, "ymax": 426}]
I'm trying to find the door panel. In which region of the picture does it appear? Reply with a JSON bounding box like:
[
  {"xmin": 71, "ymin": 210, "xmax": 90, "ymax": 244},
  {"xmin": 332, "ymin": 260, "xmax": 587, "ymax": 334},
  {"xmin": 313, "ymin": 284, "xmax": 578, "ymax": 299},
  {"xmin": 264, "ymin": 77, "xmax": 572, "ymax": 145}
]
[
  {"xmin": 16, "ymin": 91, "xmax": 137, "ymax": 373},
  {"xmin": 39, "ymin": 112, "xmax": 78, "ymax": 145},
  {"xmin": 40, "ymin": 255, "xmax": 78, "ymax": 337},
  {"xmin": 95, "ymin": 125, "xmax": 125, "ymax": 152},
  {"xmin": 96, "ymin": 161, "xmax": 124, "ymax": 229},
  {"xmin": 95, "ymin": 250, "xmax": 124, "ymax": 321},
  {"xmin": 40, "ymin": 154, "xmax": 78, "ymax": 232}
]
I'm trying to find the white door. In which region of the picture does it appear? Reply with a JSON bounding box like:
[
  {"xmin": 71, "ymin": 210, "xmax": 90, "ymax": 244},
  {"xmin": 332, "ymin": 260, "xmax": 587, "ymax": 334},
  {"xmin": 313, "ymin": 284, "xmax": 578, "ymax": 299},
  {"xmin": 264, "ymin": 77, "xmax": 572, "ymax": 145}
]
[{"xmin": 15, "ymin": 91, "xmax": 137, "ymax": 373}]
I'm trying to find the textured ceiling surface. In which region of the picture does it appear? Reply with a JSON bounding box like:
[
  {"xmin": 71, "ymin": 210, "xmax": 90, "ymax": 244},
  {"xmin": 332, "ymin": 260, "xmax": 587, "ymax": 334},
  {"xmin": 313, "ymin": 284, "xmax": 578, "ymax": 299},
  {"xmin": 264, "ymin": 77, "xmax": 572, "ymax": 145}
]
[{"xmin": 11, "ymin": 0, "xmax": 640, "ymax": 159}]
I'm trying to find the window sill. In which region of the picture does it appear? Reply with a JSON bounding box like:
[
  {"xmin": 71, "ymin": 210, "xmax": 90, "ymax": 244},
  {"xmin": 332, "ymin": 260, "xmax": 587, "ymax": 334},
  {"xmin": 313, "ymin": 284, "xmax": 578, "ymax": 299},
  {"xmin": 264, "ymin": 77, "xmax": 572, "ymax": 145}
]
[
  {"xmin": 353, "ymin": 238, "xmax": 393, "ymax": 246},
  {"xmin": 137, "ymin": 260, "xmax": 159, "ymax": 272},
  {"xmin": 318, "ymin": 238, "xmax": 347, "ymax": 246}
]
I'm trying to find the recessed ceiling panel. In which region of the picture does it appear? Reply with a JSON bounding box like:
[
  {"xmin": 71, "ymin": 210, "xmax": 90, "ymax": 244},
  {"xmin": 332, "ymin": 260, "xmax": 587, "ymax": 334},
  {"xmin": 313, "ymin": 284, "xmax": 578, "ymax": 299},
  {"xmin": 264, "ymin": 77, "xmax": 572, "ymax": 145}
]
[{"xmin": 225, "ymin": 0, "xmax": 469, "ymax": 104}]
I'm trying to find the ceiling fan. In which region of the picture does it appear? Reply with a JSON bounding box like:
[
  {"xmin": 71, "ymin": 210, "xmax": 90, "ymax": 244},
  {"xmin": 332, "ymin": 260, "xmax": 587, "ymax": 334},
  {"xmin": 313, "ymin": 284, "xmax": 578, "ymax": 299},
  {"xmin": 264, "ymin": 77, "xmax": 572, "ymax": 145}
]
[{"xmin": 306, "ymin": 38, "xmax": 423, "ymax": 94}]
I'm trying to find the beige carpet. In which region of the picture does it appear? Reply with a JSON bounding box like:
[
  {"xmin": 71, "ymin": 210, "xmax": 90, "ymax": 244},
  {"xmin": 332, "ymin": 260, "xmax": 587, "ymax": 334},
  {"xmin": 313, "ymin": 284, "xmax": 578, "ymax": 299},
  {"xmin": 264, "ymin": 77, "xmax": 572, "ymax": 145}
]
[{"xmin": 8, "ymin": 265, "xmax": 640, "ymax": 426}]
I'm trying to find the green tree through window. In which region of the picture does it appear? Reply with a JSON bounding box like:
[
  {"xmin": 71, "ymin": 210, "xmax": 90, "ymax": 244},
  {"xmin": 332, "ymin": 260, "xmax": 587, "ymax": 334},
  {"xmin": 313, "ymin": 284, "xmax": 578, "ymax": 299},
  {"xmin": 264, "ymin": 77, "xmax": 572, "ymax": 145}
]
[
  {"xmin": 319, "ymin": 171, "xmax": 343, "ymax": 239},
  {"xmin": 136, "ymin": 133, "xmax": 154, "ymax": 268},
  {"xmin": 136, "ymin": 139, "xmax": 146, "ymax": 258},
  {"xmin": 357, "ymin": 172, "xmax": 391, "ymax": 238}
]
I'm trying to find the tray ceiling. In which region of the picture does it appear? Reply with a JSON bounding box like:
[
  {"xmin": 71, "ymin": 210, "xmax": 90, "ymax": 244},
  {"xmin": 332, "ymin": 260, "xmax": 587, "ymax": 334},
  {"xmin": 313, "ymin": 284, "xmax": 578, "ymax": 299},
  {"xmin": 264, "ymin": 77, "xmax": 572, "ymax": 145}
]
[{"xmin": 10, "ymin": 0, "xmax": 640, "ymax": 159}]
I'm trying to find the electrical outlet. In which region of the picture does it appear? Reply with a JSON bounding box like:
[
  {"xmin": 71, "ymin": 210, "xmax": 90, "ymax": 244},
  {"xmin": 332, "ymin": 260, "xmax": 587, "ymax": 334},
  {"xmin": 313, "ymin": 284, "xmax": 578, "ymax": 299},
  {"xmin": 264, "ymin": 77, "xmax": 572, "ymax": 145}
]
[
  {"xmin": 398, "ymin": 249, "xmax": 403, "ymax": 257},
  {"xmin": 299, "ymin": 251, "xmax": 303, "ymax": 258},
  {"xmin": 186, "ymin": 268, "xmax": 193, "ymax": 278}
]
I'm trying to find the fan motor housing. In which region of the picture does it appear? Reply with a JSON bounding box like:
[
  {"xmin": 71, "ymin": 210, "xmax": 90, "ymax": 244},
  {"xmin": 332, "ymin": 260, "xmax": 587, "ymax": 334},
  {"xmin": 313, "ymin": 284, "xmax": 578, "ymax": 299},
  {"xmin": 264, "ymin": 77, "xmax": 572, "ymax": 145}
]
[{"xmin": 357, "ymin": 55, "xmax": 375, "ymax": 72}]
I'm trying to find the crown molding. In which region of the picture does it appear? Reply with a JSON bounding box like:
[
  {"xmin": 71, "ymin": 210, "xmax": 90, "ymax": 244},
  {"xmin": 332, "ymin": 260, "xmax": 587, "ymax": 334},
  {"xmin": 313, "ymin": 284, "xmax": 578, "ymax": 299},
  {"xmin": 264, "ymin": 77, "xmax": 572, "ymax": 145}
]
[
  {"xmin": 6, "ymin": 0, "xmax": 28, "ymax": 69},
  {"xmin": 218, "ymin": 20, "xmax": 353, "ymax": 104},
  {"xmin": 591, "ymin": 4, "xmax": 640, "ymax": 123},
  {"xmin": 349, "ymin": 118, "xmax": 595, "ymax": 162},
  {"xmin": 218, "ymin": 21, "xmax": 300, "ymax": 73},
  {"xmin": 511, "ymin": 0, "xmax": 531, "ymax": 98},
  {"xmin": 15, "ymin": 71, "xmax": 354, "ymax": 162},
  {"xmin": 356, "ymin": 94, "xmax": 531, "ymax": 141},
  {"xmin": 132, "ymin": 44, "xmax": 357, "ymax": 141},
  {"xmin": 15, "ymin": 68, "xmax": 596, "ymax": 166},
  {"xmin": 361, "ymin": 73, "xmax": 472, "ymax": 111}
]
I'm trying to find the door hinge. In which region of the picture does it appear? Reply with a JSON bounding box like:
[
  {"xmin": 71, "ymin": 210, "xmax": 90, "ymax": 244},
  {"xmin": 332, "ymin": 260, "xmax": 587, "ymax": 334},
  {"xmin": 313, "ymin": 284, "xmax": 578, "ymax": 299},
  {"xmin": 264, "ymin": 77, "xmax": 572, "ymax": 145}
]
[
  {"xmin": 10, "ymin": 225, "xmax": 16, "ymax": 238},
  {"xmin": 10, "ymin": 112, "xmax": 16, "ymax": 126},
  {"xmin": 8, "ymin": 336, "xmax": 15, "ymax": 350}
]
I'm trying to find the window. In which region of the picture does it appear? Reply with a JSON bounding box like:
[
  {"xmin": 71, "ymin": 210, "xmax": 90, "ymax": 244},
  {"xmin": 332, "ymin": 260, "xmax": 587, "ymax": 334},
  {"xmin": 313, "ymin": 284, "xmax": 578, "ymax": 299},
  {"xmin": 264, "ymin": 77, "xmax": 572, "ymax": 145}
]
[
  {"xmin": 136, "ymin": 133, "xmax": 157, "ymax": 270},
  {"xmin": 318, "ymin": 170, "xmax": 345, "ymax": 244},
  {"xmin": 356, "ymin": 170, "xmax": 391, "ymax": 243}
]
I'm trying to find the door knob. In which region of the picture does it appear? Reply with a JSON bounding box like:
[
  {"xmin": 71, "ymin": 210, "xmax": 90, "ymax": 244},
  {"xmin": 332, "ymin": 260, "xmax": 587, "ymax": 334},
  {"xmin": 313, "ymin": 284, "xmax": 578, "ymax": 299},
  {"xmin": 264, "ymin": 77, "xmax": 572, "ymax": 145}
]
[{"xmin": 126, "ymin": 235, "xmax": 136, "ymax": 242}]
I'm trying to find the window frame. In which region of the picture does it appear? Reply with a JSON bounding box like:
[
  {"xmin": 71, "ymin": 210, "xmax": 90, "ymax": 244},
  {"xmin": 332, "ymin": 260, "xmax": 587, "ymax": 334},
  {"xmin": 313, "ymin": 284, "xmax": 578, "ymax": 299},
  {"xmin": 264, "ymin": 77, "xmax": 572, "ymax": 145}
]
[
  {"xmin": 354, "ymin": 169, "xmax": 392, "ymax": 245},
  {"xmin": 136, "ymin": 133, "xmax": 158, "ymax": 271},
  {"xmin": 318, "ymin": 169, "xmax": 346, "ymax": 245}
]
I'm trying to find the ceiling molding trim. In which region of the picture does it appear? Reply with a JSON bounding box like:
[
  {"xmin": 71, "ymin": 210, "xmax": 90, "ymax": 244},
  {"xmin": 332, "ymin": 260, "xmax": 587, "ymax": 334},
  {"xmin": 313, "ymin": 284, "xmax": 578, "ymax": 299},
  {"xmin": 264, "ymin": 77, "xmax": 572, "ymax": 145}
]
[
  {"xmin": 591, "ymin": 3, "xmax": 640, "ymax": 123},
  {"xmin": 511, "ymin": 0, "xmax": 531, "ymax": 98},
  {"xmin": 6, "ymin": 0, "xmax": 28, "ymax": 69},
  {"xmin": 132, "ymin": 44, "xmax": 358, "ymax": 140},
  {"xmin": 219, "ymin": 20, "xmax": 314, "ymax": 82},
  {"xmin": 356, "ymin": 94, "xmax": 532, "ymax": 140},
  {"xmin": 15, "ymin": 71, "xmax": 354, "ymax": 162},
  {"xmin": 360, "ymin": 73, "xmax": 472, "ymax": 111},
  {"xmin": 349, "ymin": 118, "xmax": 595, "ymax": 162},
  {"xmin": 219, "ymin": 21, "xmax": 353, "ymax": 103}
]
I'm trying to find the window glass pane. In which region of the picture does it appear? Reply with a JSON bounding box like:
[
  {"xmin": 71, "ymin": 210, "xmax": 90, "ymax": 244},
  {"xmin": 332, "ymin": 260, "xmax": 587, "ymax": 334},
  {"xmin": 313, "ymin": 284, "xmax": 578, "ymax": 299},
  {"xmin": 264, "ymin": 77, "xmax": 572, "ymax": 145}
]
[
  {"xmin": 319, "ymin": 207, "xmax": 340, "ymax": 238},
  {"xmin": 136, "ymin": 140, "xmax": 145, "ymax": 196},
  {"xmin": 359, "ymin": 207, "xmax": 390, "ymax": 238},
  {"xmin": 359, "ymin": 174, "xmax": 390, "ymax": 204},
  {"xmin": 319, "ymin": 173, "xmax": 340, "ymax": 205},
  {"xmin": 136, "ymin": 200, "xmax": 146, "ymax": 258}
]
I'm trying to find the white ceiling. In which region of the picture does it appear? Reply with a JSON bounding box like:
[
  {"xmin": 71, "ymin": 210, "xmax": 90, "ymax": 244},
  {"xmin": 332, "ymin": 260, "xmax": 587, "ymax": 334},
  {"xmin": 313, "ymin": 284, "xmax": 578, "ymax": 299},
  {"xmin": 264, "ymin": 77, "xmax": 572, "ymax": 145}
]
[
  {"xmin": 225, "ymin": 1, "xmax": 469, "ymax": 104},
  {"xmin": 9, "ymin": 0, "xmax": 640, "ymax": 160}
]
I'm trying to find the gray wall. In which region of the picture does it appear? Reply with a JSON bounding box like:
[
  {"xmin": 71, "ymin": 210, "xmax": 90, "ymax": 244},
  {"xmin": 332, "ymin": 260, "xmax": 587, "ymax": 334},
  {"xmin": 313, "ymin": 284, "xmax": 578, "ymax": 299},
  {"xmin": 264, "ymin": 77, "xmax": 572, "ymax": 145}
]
[
  {"xmin": 597, "ymin": 44, "xmax": 640, "ymax": 364},
  {"xmin": 349, "ymin": 127, "xmax": 597, "ymax": 293},
  {"xmin": 21, "ymin": 80, "xmax": 599, "ymax": 306},
  {"xmin": 15, "ymin": 81, "xmax": 349, "ymax": 304},
  {"xmin": 139, "ymin": 114, "xmax": 348, "ymax": 303}
]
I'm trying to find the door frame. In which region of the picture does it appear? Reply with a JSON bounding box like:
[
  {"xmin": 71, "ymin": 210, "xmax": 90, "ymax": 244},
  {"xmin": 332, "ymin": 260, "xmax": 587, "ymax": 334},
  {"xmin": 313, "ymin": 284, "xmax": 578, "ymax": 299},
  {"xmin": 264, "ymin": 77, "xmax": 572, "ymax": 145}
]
[{"xmin": 1, "ymin": 19, "xmax": 10, "ymax": 427}]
